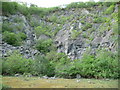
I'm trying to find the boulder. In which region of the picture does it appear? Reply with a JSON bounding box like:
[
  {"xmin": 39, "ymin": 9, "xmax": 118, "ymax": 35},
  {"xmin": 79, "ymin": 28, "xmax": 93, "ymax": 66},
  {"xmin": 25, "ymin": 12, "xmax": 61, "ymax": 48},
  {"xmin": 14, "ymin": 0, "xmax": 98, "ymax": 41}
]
[{"xmin": 15, "ymin": 74, "xmax": 21, "ymax": 77}]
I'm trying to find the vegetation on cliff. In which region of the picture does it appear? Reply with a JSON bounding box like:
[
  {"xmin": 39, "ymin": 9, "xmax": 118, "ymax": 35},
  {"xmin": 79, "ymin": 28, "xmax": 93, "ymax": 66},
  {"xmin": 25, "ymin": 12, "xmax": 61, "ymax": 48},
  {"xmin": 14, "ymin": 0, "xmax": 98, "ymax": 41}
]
[{"xmin": 1, "ymin": 2, "xmax": 119, "ymax": 79}]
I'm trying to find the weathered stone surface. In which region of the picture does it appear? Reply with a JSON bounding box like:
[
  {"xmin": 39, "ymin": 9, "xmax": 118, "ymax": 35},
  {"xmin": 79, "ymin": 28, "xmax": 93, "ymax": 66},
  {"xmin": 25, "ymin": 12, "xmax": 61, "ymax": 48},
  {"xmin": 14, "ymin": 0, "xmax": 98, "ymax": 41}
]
[
  {"xmin": 1, "ymin": 5, "xmax": 118, "ymax": 60},
  {"xmin": 38, "ymin": 34, "xmax": 50, "ymax": 40}
]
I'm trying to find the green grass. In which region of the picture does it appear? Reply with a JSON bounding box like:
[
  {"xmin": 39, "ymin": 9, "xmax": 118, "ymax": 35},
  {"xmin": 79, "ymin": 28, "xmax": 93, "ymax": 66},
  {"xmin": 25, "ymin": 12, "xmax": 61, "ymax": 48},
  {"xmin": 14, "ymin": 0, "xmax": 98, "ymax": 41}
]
[{"xmin": 2, "ymin": 76, "xmax": 118, "ymax": 88}]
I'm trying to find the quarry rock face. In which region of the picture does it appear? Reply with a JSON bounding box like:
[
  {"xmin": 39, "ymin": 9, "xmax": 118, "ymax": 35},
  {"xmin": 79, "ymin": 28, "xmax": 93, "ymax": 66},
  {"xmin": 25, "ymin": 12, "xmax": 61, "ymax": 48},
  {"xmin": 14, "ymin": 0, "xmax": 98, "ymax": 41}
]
[{"xmin": 1, "ymin": 5, "xmax": 118, "ymax": 60}]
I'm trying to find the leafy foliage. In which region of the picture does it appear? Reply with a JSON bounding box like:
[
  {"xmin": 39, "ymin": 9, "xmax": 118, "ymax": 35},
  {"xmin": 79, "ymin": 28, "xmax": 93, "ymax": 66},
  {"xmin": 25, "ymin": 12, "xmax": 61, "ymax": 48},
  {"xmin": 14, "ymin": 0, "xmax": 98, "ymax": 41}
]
[
  {"xmin": 104, "ymin": 5, "xmax": 115, "ymax": 15},
  {"xmin": 48, "ymin": 16, "xmax": 70, "ymax": 24},
  {"xmin": 1, "ymin": 2, "xmax": 118, "ymax": 79},
  {"xmin": 33, "ymin": 55, "xmax": 54, "ymax": 76},
  {"xmin": 1, "ymin": 84, "xmax": 11, "ymax": 90},
  {"xmin": 35, "ymin": 39, "xmax": 53, "ymax": 54},
  {"xmin": 47, "ymin": 52, "xmax": 71, "ymax": 78},
  {"xmin": 2, "ymin": 22, "xmax": 13, "ymax": 32},
  {"xmin": 66, "ymin": 2, "xmax": 96, "ymax": 9},
  {"xmin": 2, "ymin": 2, "xmax": 18, "ymax": 16},
  {"xmin": 82, "ymin": 23, "xmax": 92, "ymax": 31},
  {"xmin": 2, "ymin": 51, "xmax": 33, "ymax": 75},
  {"xmin": 93, "ymin": 17, "xmax": 106, "ymax": 23},
  {"xmin": 2, "ymin": 2, "xmax": 60, "ymax": 17},
  {"xmin": 34, "ymin": 23, "xmax": 62, "ymax": 37},
  {"xmin": 2, "ymin": 31, "xmax": 26, "ymax": 46},
  {"xmin": 74, "ymin": 49, "xmax": 119, "ymax": 79}
]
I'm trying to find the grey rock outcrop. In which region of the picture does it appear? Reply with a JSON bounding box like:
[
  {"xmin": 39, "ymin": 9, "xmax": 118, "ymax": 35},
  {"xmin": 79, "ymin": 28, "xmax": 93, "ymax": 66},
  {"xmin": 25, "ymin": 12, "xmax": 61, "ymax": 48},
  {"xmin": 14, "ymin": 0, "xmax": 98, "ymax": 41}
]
[{"xmin": 1, "ymin": 5, "xmax": 118, "ymax": 60}]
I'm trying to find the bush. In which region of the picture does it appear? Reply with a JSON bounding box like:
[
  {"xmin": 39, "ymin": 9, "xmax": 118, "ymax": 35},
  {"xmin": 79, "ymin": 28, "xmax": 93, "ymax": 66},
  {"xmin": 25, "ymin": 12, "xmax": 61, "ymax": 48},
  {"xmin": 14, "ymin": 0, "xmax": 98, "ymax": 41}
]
[
  {"xmin": 46, "ymin": 52, "xmax": 72, "ymax": 78},
  {"xmin": 2, "ymin": 21, "xmax": 24, "ymax": 33},
  {"xmin": 48, "ymin": 16, "xmax": 69, "ymax": 24},
  {"xmin": 33, "ymin": 55, "xmax": 55, "ymax": 76},
  {"xmin": 55, "ymin": 62, "xmax": 78, "ymax": 78},
  {"xmin": 2, "ymin": 22, "xmax": 13, "ymax": 32},
  {"xmin": 93, "ymin": 17, "xmax": 105, "ymax": 23},
  {"xmin": 81, "ymin": 21, "xmax": 86, "ymax": 24},
  {"xmin": 74, "ymin": 54, "xmax": 96, "ymax": 78},
  {"xmin": 34, "ymin": 26, "xmax": 44, "ymax": 37},
  {"xmin": 17, "ymin": 3, "xmax": 29, "ymax": 16},
  {"xmin": 3, "ymin": 32, "xmax": 21, "ymax": 46},
  {"xmin": 34, "ymin": 23, "xmax": 54, "ymax": 37},
  {"xmin": 104, "ymin": 5, "xmax": 115, "ymax": 15},
  {"xmin": 2, "ymin": 31, "xmax": 26, "ymax": 46},
  {"xmin": 1, "ymin": 84, "xmax": 11, "ymax": 90},
  {"xmin": 29, "ymin": 18, "xmax": 40, "ymax": 27},
  {"xmin": 82, "ymin": 23, "xmax": 92, "ymax": 31},
  {"xmin": 13, "ymin": 17, "xmax": 23, "ymax": 23},
  {"xmin": 102, "ymin": 2, "xmax": 116, "ymax": 7},
  {"xmin": 35, "ymin": 39, "xmax": 53, "ymax": 54},
  {"xmin": 66, "ymin": 2, "xmax": 99, "ymax": 9},
  {"xmin": 66, "ymin": 2, "xmax": 86, "ymax": 9},
  {"xmin": 2, "ymin": 51, "xmax": 33, "ymax": 75},
  {"xmin": 29, "ymin": 4, "xmax": 50, "ymax": 17},
  {"xmin": 95, "ymin": 49, "xmax": 119, "ymax": 78},
  {"xmin": 46, "ymin": 52, "xmax": 71, "ymax": 78},
  {"xmin": 2, "ymin": 2, "xmax": 18, "ymax": 16},
  {"xmin": 48, "ymin": 15, "xmax": 58, "ymax": 22},
  {"xmin": 74, "ymin": 49, "xmax": 119, "ymax": 79},
  {"xmin": 18, "ymin": 32, "xmax": 27, "ymax": 40}
]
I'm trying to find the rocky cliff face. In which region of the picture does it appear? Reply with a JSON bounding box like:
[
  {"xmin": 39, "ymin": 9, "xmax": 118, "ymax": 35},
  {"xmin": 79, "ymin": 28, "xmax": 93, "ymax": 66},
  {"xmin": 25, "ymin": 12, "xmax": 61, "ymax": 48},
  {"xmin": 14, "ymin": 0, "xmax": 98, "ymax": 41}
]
[{"xmin": 1, "ymin": 3, "xmax": 118, "ymax": 60}]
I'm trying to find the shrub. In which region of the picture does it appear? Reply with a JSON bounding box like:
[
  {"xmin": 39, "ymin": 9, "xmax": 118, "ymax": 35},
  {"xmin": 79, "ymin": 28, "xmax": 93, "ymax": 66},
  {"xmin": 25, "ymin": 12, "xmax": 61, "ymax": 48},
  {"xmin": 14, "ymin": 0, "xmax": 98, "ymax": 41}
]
[
  {"xmin": 34, "ymin": 23, "xmax": 62, "ymax": 37},
  {"xmin": 75, "ymin": 54, "xmax": 96, "ymax": 78},
  {"xmin": 18, "ymin": 32, "xmax": 27, "ymax": 40},
  {"xmin": 66, "ymin": 2, "xmax": 99, "ymax": 9},
  {"xmin": 2, "ymin": 2, "xmax": 18, "ymax": 15},
  {"xmin": 13, "ymin": 17, "xmax": 23, "ymax": 23},
  {"xmin": 104, "ymin": 5, "xmax": 115, "ymax": 15},
  {"xmin": 2, "ymin": 51, "xmax": 33, "ymax": 75},
  {"xmin": 34, "ymin": 26, "xmax": 44, "ymax": 37},
  {"xmin": 66, "ymin": 2, "xmax": 86, "ymax": 9},
  {"xmin": 48, "ymin": 52, "xmax": 74, "ymax": 78},
  {"xmin": 74, "ymin": 49, "xmax": 119, "ymax": 79},
  {"xmin": 82, "ymin": 23, "xmax": 92, "ymax": 31},
  {"xmin": 82, "ymin": 32, "xmax": 88, "ymax": 38},
  {"xmin": 15, "ymin": 23, "xmax": 24, "ymax": 31},
  {"xmin": 33, "ymin": 55, "xmax": 55, "ymax": 76},
  {"xmin": 93, "ymin": 17, "xmax": 105, "ymax": 23},
  {"xmin": 34, "ymin": 23, "xmax": 54, "ymax": 37},
  {"xmin": 29, "ymin": 4, "xmax": 48, "ymax": 17},
  {"xmin": 48, "ymin": 15, "xmax": 58, "ymax": 22},
  {"xmin": 17, "ymin": 3, "xmax": 29, "ymax": 16},
  {"xmin": 29, "ymin": 19, "xmax": 40, "ymax": 27},
  {"xmin": 2, "ymin": 31, "xmax": 26, "ymax": 46},
  {"xmin": 2, "ymin": 21, "xmax": 24, "ymax": 33},
  {"xmin": 95, "ymin": 50, "xmax": 119, "ymax": 78},
  {"xmin": 48, "ymin": 16, "xmax": 69, "ymax": 24},
  {"xmin": 2, "ymin": 22, "xmax": 13, "ymax": 32},
  {"xmin": 55, "ymin": 62, "xmax": 78, "ymax": 78},
  {"xmin": 81, "ymin": 21, "xmax": 86, "ymax": 24},
  {"xmin": 3, "ymin": 31, "xmax": 21, "ymax": 46},
  {"xmin": 46, "ymin": 52, "xmax": 73, "ymax": 78},
  {"xmin": 35, "ymin": 39, "xmax": 53, "ymax": 54},
  {"xmin": 102, "ymin": 2, "xmax": 116, "ymax": 7},
  {"xmin": 1, "ymin": 84, "xmax": 11, "ymax": 90}
]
